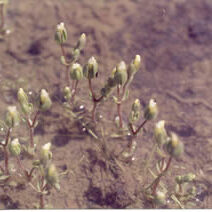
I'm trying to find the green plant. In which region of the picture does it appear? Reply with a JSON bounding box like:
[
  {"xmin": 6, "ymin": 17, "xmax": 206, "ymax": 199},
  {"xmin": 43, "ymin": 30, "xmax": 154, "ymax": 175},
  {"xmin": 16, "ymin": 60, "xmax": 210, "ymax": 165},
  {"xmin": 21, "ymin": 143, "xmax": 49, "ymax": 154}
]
[
  {"xmin": 0, "ymin": 88, "xmax": 60, "ymax": 209},
  {"xmin": 0, "ymin": 0, "xmax": 10, "ymax": 38},
  {"xmin": 55, "ymin": 23, "xmax": 197, "ymax": 209}
]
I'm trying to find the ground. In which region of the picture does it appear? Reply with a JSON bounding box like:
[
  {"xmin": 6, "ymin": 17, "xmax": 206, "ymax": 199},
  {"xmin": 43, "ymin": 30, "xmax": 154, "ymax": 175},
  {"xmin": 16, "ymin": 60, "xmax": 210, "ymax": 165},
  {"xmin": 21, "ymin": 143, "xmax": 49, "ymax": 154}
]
[{"xmin": 0, "ymin": 0, "xmax": 212, "ymax": 209}]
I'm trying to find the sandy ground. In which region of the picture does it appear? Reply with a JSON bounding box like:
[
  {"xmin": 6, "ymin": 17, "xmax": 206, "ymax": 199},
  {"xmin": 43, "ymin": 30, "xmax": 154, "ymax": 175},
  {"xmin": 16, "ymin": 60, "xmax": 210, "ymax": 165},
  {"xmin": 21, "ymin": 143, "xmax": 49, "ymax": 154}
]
[{"xmin": 0, "ymin": 0, "xmax": 211, "ymax": 209}]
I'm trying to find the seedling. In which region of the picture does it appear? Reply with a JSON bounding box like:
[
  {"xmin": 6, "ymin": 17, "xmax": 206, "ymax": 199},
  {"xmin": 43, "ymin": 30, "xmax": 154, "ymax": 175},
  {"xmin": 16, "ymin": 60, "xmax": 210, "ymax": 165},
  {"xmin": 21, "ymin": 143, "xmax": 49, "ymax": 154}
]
[{"xmin": 0, "ymin": 0, "xmax": 10, "ymax": 38}]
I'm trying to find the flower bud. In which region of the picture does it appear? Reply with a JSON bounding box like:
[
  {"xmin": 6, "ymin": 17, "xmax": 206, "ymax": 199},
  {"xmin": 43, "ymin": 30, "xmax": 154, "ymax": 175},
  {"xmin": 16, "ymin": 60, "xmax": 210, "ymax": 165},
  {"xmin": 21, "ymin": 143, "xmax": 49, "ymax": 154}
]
[
  {"xmin": 5, "ymin": 106, "xmax": 20, "ymax": 128},
  {"xmin": 114, "ymin": 61, "xmax": 127, "ymax": 85},
  {"xmin": 17, "ymin": 88, "xmax": 33, "ymax": 115},
  {"xmin": 45, "ymin": 163, "xmax": 59, "ymax": 186},
  {"xmin": 76, "ymin": 33, "xmax": 86, "ymax": 50},
  {"xmin": 154, "ymin": 190, "xmax": 166, "ymax": 205},
  {"xmin": 175, "ymin": 175, "xmax": 183, "ymax": 184},
  {"xmin": 133, "ymin": 55, "xmax": 141, "ymax": 71},
  {"xmin": 70, "ymin": 63, "xmax": 83, "ymax": 80},
  {"xmin": 72, "ymin": 48, "xmax": 80, "ymax": 61},
  {"xmin": 39, "ymin": 89, "xmax": 52, "ymax": 111},
  {"xmin": 64, "ymin": 86, "xmax": 71, "ymax": 101},
  {"xmin": 182, "ymin": 173, "xmax": 196, "ymax": 183},
  {"xmin": 166, "ymin": 133, "xmax": 184, "ymax": 158},
  {"xmin": 83, "ymin": 56, "xmax": 98, "ymax": 79},
  {"xmin": 17, "ymin": 88, "xmax": 28, "ymax": 105},
  {"xmin": 40, "ymin": 142, "xmax": 52, "ymax": 165},
  {"xmin": 9, "ymin": 138, "xmax": 21, "ymax": 157},
  {"xmin": 129, "ymin": 99, "xmax": 141, "ymax": 123},
  {"xmin": 55, "ymin": 22, "xmax": 67, "ymax": 44},
  {"xmin": 154, "ymin": 120, "xmax": 167, "ymax": 146},
  {"xmin": 144, "ymin": 99, "xmax": 158, "ymax": 120}
]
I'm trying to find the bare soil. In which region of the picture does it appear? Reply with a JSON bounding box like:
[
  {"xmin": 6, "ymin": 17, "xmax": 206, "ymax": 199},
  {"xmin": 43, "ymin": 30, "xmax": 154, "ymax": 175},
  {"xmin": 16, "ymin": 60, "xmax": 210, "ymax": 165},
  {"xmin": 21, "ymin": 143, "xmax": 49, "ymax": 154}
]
[{"xmin": 0, "ymin": 0, "xmax": 212, "ymax": 209}]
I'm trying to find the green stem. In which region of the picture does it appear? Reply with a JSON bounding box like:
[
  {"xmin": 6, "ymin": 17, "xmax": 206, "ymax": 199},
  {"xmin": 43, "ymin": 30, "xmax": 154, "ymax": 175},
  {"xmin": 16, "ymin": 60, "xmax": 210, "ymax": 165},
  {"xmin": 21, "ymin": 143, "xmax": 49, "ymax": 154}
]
[
  {"xmin": 88, "ymin": 78, "xmax": 103, "ymax": 122},
  {"xmin": 3, "ymin": 128, "xmax": 11, "ymax": 175},
  {"xmin": 151, "ymin": 156, "xmax": 173, "ymax": 195},
  {"xmin": 0, "ymin": 4, "xmax": 4, "ymax": 31},
  {"xmin": 117, "ymin": 85, "xmax": 123, "ymax": 128}
]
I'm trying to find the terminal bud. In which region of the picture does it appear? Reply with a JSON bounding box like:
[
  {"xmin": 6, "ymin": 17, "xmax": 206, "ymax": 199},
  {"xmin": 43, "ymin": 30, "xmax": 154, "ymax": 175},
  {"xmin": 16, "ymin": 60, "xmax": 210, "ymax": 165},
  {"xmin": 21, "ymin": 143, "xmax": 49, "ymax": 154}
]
[
  {"xmin": 9, "ymin": 138, "xmax": 21, "ymax": 157},
  {"xmin": 114, "ymin": 61, "xmax": 127, "ymax": 85},
  {"xmin": 70, "ymin": 63, "xmax": 83, "ymax": 80},
  {"xmin": 5, "ymin": 106, "xmax": 20, "ymax": 128},
  {"xmin": 83, "ymin": 56, "xmax": 98, "ymax": 79},
  {"xmin": 55, "ymin": 22, "xmax": 67, "ymax": 44},
  {"xmin": 144, "ymin": 99, "xmax": 158, "ymax": 120},
  {"xmin": 39, "ymin": 89, "xmax": 52, "ymax": 111},
  {"xmin": 154, "ymin": 120, "xmax": 167, "ymax": 146},
  {"xmin": 166, "ymin": 133, "xmax": 184, "ymax": 158}
]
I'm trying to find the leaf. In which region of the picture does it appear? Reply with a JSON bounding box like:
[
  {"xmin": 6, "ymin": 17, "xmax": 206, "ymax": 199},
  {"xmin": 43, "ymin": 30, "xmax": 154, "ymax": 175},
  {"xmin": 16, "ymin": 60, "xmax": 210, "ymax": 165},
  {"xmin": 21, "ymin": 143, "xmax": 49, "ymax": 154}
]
[
  {"xmin": 122, "ymin": 89, "xmax": 129, "ymax": 101},
  {"xmin": 0, "ymin": 175, "xmax": 10, "ymax": 181},
  {"xmin": 54, "ymin": 183, "xmax": 60, "ymax": 191},
  {"xmin": 112, "ymin": 96, "xmax": 119, "ymax": 104}
]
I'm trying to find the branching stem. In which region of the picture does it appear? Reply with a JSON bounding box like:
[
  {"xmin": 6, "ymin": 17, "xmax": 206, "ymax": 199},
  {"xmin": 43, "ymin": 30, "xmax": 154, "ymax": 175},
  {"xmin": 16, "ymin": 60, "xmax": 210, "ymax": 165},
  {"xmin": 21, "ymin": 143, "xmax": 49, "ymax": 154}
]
[{"xmin": 88, "ymin": 78, "xmax": 103, "ymax": 122}]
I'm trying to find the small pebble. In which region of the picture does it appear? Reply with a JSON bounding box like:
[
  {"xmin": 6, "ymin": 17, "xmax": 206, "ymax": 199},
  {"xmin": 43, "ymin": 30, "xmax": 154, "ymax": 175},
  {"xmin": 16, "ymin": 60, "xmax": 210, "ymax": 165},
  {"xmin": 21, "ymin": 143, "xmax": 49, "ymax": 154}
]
[{"xmin": 79, "ymin": 105, "xmax": 84, "ymax": 110}]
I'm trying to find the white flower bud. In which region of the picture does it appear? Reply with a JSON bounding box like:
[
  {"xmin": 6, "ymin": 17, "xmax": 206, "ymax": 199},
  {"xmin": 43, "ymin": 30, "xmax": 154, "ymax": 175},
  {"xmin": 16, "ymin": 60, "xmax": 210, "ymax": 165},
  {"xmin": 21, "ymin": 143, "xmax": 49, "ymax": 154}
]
[
  {"xmin": 5, "ymin": 106, "xmax": 20, "ymax": 128},
  {"xmin": 114, "ymin": 61, "xmax": 127, "ymax": 85},
  {"xmin": 70, "ymin": 63, "xmax": 83, "ymax": 80},
  {"xmin": 144, "ymin": 99, "xmax": 158, "ymax": 120},
  {"xmin": 154, "ymin": 120, "xmax": 167, "ymax": 146},
  {"xmin": 45, "ymin": 163, "xmax": 59, "ymax": 186},
  {"xmin": 83, "ymin": 56, "xmax": 98, "ymax": 79},
  {"xmin": 39, "ymin": 89, "xmax": 52, "ymax": 111},
  {"xmin": 9, "ymin": 138, "xmax": 21, "ymax": 157},
  {"xmin": 55, "ymin": 22, "xmax": 67, "ymax": 44},
  {"xmin": 40, "ymin": 142, "xmax": 52, "ymax": 165},
  {"xmin": 166, "ymin": 133, "xmax": 184, "ymax": 158},
  {"xmin": 76, "ymin": 33, "xmax": 86, "ymax": 50}
]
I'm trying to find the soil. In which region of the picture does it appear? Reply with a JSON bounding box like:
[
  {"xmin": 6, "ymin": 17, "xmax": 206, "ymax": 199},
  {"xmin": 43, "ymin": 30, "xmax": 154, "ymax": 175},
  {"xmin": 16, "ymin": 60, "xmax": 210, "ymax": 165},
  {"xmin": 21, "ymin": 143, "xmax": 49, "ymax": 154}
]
[{"xmin": 0, "ymin": 0, "xmax": 212, "ymax": 209}]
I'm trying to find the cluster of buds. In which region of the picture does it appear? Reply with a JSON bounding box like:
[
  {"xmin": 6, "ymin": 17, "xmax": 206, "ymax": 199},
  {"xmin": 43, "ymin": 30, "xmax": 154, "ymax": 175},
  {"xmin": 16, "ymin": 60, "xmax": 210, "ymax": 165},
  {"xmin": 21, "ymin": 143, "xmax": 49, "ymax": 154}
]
[
  {"xmin": 129, "ymin": 99, "xmax": 141, "ymax": 123},
  {"xmin": 5, "ymin": 106, "xmax": 20, "ymax": 128},
  {"xmin": 17, "ymin": 88, "xmax": 33, "ymax": 115},
  {"xmin": 63, "ymin": 86, "xmax": 71, "ymax": 101},
  {"xmin": 39, "ymin": 89, "xmax": 52, "ymax": 111}
]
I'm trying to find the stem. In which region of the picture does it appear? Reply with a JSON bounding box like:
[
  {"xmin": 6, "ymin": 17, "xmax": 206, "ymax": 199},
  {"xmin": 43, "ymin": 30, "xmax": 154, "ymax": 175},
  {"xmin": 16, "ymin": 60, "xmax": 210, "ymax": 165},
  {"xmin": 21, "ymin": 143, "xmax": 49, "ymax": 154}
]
[
  {"xmin": 3, "ymin": 128, "xmax": 11, "ymax": 175},
  {"xmin": 60, "ymin": 44, "xmax": 71, "ymax": 86},
  {"xmin": 39, "ymin": 177, "xmax": 48, "ymax": 209},
  {"xmin": 39, "ymin": 193, "xmax": 44, "ymax": 209},
  {"xmin": 3, "ymin": 145, "xmax": 9, "ymax": 175},
  {"xmin": 130, "ymin": 119, "xmax": 148, "ymax": 136},
  {"xmin": 117, "ymin": 85, "xmax": 123, "ymax": 128},
  {"xmin": 70, "ymin": 80, "xmax": 79, "ymax": 103},
  {"xmin": 152, "ymin": 156, "xmax": 173, "ymax": 195},
  {"xmin": 16, "ymin": 156, "xmax": 29, "ymax": 179},
  {"xmin": 27, "ymin": 111, "xmax": 40, "ymax": 148},
  {"xmin": 0, "ymin": 4, "xmax": 4, "ymax": 31},
  {"xmin": 88, "ymin": 79, "xmax": 103, "ymax": 122}
]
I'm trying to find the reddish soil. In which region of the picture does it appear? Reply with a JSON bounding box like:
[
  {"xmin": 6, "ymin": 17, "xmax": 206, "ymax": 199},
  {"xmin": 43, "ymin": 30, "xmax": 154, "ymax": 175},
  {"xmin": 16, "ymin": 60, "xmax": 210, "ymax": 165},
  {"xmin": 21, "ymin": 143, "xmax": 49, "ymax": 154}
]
[{"xmin": 0, "ymin": 0, "xmax": 212, "ymax": 209}]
